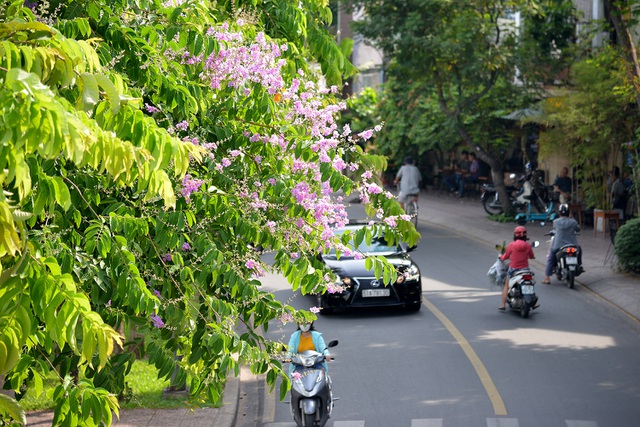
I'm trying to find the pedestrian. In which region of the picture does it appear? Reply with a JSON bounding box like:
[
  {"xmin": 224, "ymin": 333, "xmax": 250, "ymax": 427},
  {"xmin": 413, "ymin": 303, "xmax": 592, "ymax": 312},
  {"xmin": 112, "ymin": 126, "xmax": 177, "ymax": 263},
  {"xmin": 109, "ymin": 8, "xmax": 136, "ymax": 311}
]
[
  {"xmin": 458, "ymin": 152, "xmax": 480, "ymax": 198},
  {"xmin": 444, "ymin": 151, "xmax": 470, "ymax": 197},
  {"xmin": 498, "ymin": 226, "xmax": 536, "ymax": 310},
  {"xmin": 553, "ymin": 166, "xmax": 573, "ymax": 204},
  {"xmin": 611, "ymin": 167, "xmax": 628, "ymax": 219},
  {"xmin": 394, "ymin": 156, "xmax": 422, "ymax": 210}
]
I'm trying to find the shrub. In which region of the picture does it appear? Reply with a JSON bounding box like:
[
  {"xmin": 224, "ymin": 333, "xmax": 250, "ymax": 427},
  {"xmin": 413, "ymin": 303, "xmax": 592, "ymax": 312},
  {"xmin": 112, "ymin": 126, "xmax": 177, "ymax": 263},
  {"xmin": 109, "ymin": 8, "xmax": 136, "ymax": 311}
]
[{"xmin": 615, "ymin": 218, "xmax": 640, "ymax": 272}]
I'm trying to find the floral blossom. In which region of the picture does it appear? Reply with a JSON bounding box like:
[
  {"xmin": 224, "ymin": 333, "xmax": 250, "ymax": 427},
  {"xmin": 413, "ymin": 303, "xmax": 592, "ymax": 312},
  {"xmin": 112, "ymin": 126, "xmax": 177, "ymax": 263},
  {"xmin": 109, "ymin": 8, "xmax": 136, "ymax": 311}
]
[
  {"xmin": 175, "ymin": 120, "xmax": 189, "ymax": 131},
  {"xmin": 310, "ymin": 306, "xmax": 321, "ymax": 314},
  {"xmin": 279, "ymin": 312, "xmax": 294, "ymax": 325},
  {"xmin": 326, "ymin": 282, "xmax": 344, "ymax": 294},
  {"xmin": 145, "ymin": 103, "xmax": 161, "ymax": 114},
  {"xmin": 181, "ymin": 174, "xmax": 204, "ymax": 202},
  {"xmin": 292, "ymin": 372, "xmax": 303, "ymax": 380},
  {"xmin": 150, "ymin": 314, "xmax": 165, "ymax": 328}
]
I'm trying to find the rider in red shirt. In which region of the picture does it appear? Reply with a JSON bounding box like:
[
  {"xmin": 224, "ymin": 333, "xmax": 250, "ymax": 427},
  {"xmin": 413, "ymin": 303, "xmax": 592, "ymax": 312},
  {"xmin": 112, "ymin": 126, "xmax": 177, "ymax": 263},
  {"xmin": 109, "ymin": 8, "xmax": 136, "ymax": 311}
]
[{"xmin": 498, "ymin": 226, "xmax": 535, "ymax": 310}]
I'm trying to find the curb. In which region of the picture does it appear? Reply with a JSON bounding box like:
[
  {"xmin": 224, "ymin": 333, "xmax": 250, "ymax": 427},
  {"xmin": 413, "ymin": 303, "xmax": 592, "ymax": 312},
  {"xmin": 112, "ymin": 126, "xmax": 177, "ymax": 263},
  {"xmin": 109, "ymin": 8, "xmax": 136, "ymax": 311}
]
[{"xmin": 218, "ymin": 372, "xmax": 241, "ymax": 427}]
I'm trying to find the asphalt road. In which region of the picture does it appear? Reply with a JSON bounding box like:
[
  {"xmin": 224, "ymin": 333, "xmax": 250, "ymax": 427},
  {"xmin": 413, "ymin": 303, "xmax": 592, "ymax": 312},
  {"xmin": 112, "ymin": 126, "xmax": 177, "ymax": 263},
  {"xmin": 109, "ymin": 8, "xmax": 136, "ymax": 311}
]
[{"xmin": 237, "ymin": 205, "xmax": 640, "ymax": 427}]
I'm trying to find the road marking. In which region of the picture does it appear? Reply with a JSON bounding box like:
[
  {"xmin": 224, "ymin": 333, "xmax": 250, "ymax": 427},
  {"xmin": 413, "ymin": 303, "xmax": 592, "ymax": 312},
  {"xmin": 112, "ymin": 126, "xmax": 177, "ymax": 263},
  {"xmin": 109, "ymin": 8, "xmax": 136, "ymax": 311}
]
[
  {"xmin": 265, "ymin": 418, "xmax": 598, "ymax": 426},
  {"xmin": 487, "ymin": 418, "xmax": 519, "ymax": 427},
  {"xmin": 411, "ymin": 419, "xmax": 443, "ymax": 427},
  {"xmin": 423, "ymin": 296, "xmax": 508, "ymax": 416},
  {"xmin": 566, "ymin": 421, "xmax": 598, "ymax": 427}
]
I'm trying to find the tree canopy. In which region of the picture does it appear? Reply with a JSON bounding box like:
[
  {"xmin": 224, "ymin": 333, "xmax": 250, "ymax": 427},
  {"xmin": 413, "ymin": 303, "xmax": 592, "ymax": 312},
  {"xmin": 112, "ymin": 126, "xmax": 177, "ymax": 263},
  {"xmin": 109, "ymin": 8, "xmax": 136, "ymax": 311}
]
[
  {"xmin": 0, "ymin": 1, "xmax": 418, "ymax": 425},
  {"xmin": 346, "ymin": 0, "xmax": 578, "ymax": 205}
]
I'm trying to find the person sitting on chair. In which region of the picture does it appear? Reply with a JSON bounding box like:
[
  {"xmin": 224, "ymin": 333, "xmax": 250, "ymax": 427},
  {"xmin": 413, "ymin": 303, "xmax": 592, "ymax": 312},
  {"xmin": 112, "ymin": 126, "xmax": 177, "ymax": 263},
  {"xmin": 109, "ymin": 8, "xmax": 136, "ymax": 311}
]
[{"xmin": 553, "ymin": 167, "xmax": 573, "ymax": 204}]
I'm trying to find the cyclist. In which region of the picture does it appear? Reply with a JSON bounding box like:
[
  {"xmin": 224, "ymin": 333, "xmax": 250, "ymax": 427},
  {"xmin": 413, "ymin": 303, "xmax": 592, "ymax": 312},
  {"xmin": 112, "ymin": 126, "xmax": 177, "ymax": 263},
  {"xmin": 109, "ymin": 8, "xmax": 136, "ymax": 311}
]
[{"xmin": 394, "ymin": 156, "xmax": 422, "ymax": 211}]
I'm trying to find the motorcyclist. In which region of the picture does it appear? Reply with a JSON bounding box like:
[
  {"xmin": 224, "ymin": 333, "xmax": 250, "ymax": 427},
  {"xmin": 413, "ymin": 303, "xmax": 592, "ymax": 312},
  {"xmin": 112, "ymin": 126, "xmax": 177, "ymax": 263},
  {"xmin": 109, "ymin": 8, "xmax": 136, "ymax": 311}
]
[
  {"xmin": 287, "ymin": 321, "xmax": 331, "ymax": 375},
  {"xmin": 498, "ymin": 225, "xmax": 536, "ymax": 311},
  {"xmin": 542, "ymin": 203, "xmax": 582, "ymax": 284}
]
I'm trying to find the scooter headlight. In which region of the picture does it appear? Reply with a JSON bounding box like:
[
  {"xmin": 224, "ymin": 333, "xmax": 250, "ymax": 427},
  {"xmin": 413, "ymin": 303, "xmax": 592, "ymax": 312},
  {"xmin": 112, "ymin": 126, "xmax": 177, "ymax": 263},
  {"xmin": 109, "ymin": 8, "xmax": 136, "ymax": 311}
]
[{"xmin": 300, "ymin": 355, "xmax": 315, "ymax": 367}]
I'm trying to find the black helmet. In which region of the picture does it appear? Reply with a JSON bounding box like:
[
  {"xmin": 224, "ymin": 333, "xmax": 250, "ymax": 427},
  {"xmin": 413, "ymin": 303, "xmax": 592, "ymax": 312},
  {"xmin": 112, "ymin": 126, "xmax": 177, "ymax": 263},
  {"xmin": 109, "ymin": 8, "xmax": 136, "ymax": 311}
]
[{"xmin": 559, "ymin": 204, "xmax": 569, "ymax": 217}]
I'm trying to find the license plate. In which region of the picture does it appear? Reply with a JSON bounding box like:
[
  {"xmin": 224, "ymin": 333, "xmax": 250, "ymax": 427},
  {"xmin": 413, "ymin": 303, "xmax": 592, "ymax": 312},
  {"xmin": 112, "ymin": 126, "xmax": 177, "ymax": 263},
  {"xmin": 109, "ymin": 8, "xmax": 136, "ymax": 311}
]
[
  {"xmin": 521, "ymin": 285, "xmax": 535, "ymax": 295},
  {"xmin": 362, "ymin": 289, "xmax": 390, "ymax": 297},
  {"xmin": 566, "ymin": 257, "xmax": 578, "ymax": 265}
]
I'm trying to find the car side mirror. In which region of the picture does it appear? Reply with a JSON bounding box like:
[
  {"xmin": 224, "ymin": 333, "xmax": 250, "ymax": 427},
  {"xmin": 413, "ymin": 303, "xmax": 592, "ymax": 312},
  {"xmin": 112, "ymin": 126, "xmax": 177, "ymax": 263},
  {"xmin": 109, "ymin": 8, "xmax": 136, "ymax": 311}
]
[{"xmin": 400, "ymin": 242, "xmax": 417, "ymax": 253}]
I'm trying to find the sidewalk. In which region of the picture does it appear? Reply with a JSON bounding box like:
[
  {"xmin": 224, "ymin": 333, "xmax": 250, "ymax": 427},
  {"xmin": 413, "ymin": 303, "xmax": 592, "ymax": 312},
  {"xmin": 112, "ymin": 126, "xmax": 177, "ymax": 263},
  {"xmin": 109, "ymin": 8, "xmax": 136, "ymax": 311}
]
[{"xmin": 417, "ymin": 189, "xmax": 640, "ymax": 322}]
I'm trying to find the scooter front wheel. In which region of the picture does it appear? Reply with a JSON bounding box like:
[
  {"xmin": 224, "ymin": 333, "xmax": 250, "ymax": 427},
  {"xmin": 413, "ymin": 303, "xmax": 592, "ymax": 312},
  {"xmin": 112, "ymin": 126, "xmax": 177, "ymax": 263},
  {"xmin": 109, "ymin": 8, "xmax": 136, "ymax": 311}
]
[
  {"xmin": 304, "ymin": 413, "xmax": 315, "ymax": 427},
  {"xmin": 483, "ymin": 194, "xmax": 503, "ymax": 215}
]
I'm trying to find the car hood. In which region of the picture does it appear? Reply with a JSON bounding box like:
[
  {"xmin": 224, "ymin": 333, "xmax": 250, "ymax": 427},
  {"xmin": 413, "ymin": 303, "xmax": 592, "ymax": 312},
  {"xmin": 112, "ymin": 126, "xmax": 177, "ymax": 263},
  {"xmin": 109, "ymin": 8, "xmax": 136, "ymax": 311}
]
[{"xmin": 322, "ymin": 254, "xmax": 414, "ymax": 277}]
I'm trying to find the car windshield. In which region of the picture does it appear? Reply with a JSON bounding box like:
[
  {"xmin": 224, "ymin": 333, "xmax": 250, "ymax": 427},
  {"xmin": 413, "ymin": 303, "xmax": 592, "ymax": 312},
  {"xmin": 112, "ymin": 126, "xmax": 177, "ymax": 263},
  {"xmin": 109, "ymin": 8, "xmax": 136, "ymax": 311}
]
[{"xmin": 327, "ymin": 226, "xmax": 400, "ymax": 256}]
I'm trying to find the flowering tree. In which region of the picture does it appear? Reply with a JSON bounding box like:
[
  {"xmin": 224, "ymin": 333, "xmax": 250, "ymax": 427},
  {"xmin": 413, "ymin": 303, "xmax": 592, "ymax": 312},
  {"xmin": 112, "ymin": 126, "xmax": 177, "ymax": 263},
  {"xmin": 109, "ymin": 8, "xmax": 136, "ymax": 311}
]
[{"xmin": 0, "ymin": 0, "xmax": 417, "ymax": 425}]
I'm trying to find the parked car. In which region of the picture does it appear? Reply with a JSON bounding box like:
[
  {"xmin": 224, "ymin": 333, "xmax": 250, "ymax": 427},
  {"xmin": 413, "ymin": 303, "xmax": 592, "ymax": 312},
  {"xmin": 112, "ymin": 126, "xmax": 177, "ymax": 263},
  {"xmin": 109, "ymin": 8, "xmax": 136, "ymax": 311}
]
[{"xmin": 317, "ymin": 221, "xmax": 422, "ymax": 313}]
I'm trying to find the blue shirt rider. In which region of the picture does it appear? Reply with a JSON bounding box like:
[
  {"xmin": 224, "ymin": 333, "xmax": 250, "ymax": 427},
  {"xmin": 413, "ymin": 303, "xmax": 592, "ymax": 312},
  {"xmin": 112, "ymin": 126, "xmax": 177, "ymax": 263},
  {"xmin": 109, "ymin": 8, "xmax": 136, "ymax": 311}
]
[{"xmin": 287, "ymin": 322, "xmax": 331, "ymax": 376}]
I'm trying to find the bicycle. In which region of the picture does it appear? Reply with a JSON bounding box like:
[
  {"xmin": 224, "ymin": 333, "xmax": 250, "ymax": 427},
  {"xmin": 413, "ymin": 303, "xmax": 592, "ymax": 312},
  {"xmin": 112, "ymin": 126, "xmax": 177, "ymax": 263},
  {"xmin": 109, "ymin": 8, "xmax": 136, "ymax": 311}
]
[{"xmin": 404, "ymin": 194, "xmax": 419, "ymax": 227}]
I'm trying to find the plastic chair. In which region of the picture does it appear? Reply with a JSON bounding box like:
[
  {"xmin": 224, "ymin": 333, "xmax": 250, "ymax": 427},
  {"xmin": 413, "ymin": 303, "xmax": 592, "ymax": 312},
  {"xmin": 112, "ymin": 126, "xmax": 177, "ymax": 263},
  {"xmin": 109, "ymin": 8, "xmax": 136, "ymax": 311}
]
[{"xmin": 604, "ymin": 220, "xmax": 618, "ymax": 266}]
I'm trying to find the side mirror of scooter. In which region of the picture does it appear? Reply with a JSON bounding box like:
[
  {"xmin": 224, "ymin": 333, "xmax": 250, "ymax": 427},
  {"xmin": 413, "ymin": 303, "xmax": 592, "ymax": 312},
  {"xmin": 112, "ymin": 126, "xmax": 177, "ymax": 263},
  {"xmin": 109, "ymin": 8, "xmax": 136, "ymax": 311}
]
[
  {"xmin": 531, "ymin": 240, "xmax": 540, "ymax": 248},
  {"xmin": 327, "ymin": 340, "xmax": 339, "ymax": 348}
]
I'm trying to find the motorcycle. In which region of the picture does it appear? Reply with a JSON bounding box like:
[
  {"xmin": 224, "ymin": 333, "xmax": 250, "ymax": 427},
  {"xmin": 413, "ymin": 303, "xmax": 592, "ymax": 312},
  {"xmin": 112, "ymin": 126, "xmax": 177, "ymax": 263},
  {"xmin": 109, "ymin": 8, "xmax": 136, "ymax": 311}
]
[
  {"xmin": 481, "ymin": 169, "xmax": 548, "ymax": 216},
  {"xmin": 286, "ymin": 340, "xmax": 339, "ymax": 427},
  {"xmin": 494, "ymin": 241, "xmax": 540, "ymax": 318},
  {"xmin": 481, "ymin": 176, "xmax": 522, "ymax": 215},
  {"xmin": 505, "ymin": 269, "xmax": 538, "ymax": 318},
  {"xmin": 545, "ymin": 230, "xmax": 583, "ymax": 289}
]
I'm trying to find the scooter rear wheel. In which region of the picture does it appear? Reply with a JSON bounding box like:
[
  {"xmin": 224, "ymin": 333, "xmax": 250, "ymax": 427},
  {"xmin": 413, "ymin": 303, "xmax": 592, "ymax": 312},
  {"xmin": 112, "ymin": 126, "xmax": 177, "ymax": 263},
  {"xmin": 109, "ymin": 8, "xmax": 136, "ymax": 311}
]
[
  {"xmin": 566, "ymin": 269, "xmax": 575, "ymax": 289},
  {"xmin": 520, "ymin": 303, "xmax": 530, "ymax": 319}
]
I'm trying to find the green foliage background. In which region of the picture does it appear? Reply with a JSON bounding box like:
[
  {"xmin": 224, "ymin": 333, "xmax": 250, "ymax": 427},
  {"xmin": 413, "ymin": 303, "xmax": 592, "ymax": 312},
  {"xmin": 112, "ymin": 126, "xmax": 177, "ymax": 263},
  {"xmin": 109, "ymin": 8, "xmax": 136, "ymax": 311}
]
[{"xmin": 615, "ymin": 218, "xmax": 640, "ymax": 272}]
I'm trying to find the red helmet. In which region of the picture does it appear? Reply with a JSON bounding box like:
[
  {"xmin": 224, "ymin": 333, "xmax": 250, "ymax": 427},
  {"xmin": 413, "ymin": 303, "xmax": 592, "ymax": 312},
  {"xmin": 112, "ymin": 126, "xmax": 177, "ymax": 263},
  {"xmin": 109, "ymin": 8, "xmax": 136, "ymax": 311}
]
[{"xmin": 513, "ymin": 226, "xmax": 528, "ymax": 240}]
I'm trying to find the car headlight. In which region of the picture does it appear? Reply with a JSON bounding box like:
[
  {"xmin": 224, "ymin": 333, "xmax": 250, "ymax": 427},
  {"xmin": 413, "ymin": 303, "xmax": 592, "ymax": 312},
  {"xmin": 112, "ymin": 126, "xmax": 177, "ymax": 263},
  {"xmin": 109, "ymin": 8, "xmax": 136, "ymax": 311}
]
[
  {"xmin": 336, "ymin": 276, "xmax": 351, "ymax": 286},
  {"xmin": 397, "ymin": 264, "xmax": 420, "ymax": 283}
]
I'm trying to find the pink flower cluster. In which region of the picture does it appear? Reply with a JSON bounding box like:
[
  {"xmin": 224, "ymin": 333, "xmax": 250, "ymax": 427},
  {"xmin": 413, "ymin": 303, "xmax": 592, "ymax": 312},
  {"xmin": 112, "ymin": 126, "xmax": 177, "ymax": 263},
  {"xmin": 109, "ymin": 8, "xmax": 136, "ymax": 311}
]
[
  {"xmin": 181, "ymin": 174, "xmax": 204, "ymax": 202},
  {"xmin": 202, "ymin": 28, "xmax": 286, "ymax": 94}
]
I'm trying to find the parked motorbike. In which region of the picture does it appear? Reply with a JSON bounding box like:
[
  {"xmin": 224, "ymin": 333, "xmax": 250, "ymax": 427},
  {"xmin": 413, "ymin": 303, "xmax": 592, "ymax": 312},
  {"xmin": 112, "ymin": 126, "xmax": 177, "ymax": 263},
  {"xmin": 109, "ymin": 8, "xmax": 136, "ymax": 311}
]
[
  {"xmin": 495, "ymin": 241, "xmax": 540, "ymax": 318},
  {"xmin": 545, "ymin": 230, "xmax": 583, "ymax": 289},
  {"xmin": 481, "ymin": 169, "xmax": 548, "ymax": 216},
  {"xmin": 286, "ymin": 340, "xmax": 338, "ymax": 427},
  {"xmin": 481, "ymin": 177, "xmax": 521, "ymax": 215}
]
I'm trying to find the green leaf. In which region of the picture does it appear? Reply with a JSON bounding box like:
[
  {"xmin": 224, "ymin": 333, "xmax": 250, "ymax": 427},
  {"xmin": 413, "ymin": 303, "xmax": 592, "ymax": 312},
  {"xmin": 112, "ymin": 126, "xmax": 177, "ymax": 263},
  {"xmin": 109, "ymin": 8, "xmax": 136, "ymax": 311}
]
[
  {"xmin": 0, "ymin": 393, "xmax": 26, "ymax": 425},
  {"xmin": 80, "ymin": 73, "xmax": 100, "ymax": 112},
  {"xmin": 95, "ymin": 74, "xmax": 121, "ymax": 115}
]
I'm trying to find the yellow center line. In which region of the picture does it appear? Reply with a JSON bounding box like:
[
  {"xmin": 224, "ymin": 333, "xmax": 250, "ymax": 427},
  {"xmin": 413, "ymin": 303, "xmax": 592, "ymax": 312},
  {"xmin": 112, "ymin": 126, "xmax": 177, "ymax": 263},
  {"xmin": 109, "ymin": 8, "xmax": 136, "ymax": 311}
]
[{"xmin": 423, "ymin": 296, "xmax": 507, "ymax": 416}]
